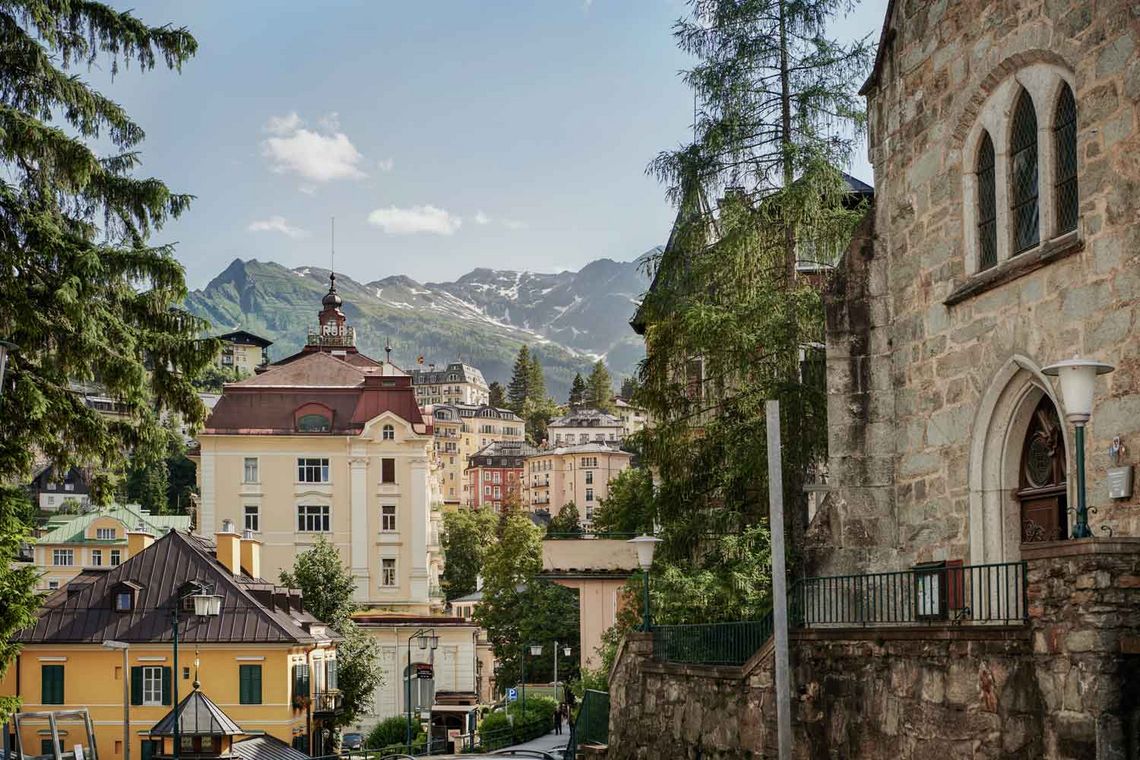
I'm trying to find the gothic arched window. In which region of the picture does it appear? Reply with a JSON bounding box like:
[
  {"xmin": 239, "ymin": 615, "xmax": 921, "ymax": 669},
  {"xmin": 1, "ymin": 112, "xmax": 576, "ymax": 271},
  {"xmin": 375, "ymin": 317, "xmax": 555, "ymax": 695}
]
[
  {"xmin": 1053, "ymin": 83, "xmax": 1078, "ymax": 235},
  {"xmin": 1010, "ymin": 90, "xmax": 1040, "ymax": 254},
  {"xmin": 976, "ymin": 132, "xmax": 997, "ymax": 271}
]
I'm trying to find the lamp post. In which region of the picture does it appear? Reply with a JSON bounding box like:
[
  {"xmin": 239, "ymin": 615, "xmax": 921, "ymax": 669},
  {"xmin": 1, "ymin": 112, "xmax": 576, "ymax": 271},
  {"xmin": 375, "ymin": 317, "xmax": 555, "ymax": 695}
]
[
  {"xmin": 627, "ymin": 536, "xmax": 662, "ymax": 631},
  {"xmin": 405, "ymin": 629, "xmax": 438, "ymax": 749},
  {"xmin": 102, "ymin": 641, "xmax": 130, "ymax": 760},
  {"xmin": 172, "ymin": 586, "xmax": 222, "ymax": 760},
  {"xmin": 521, "ymin": 643, "xmax": 543, "ymax": 707},
  {"xmin": 0, "ymin": 340, "xmax": 16, "ymax": 396},
  {"xmin": 1042, "ymin": 356, "xmax": 1115, "ymax": 539}
]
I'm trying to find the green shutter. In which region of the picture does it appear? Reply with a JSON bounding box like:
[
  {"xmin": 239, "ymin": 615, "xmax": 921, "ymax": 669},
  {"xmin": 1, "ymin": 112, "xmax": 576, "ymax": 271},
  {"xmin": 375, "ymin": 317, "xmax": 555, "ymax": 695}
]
[
  {"xmin": 327, "ymin": 659, "xmax": 337, "ymax": 691},
  {"xmin": 131, "ymin": 667, "xmax": 143, "ymax": 705},
  {"xmin": 239, "ymin": 665, "xmax": 262, "ymax": 705},
  {"xmin": 161, "ymin": 666, "xmax": 172, "ymax": 706},
  {"xmin": 140, "ymin": 741, "xmax": 155, "ymax": 760},
  {"xmin": 41, "ymin": 665, "xmax": 64, "ymax": 705},
  {"xmin": 292, "ymin": 663, "xmax": 310, "ymax": 702}
]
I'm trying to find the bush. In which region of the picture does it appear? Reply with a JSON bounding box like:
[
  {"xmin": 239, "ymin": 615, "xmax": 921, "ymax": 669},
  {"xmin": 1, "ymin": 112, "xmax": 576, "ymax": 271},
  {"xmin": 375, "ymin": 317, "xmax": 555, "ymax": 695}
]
[
  {"xmin": 477, "ymin": 712, "xmax": 513, "ymax": 750},
  {"xmin": 366, "ymin": 716, "xmax": 422, "ymax": 749}
]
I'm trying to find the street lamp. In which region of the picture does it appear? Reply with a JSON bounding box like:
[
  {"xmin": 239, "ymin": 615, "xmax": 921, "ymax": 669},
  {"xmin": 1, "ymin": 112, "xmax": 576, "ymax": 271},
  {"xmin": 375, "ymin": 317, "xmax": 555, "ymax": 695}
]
[
  {"xmin": 1042, "ymin": 356, "xmax": 1115, "ymax": 539},
  {"xmin": 102, "ymin": 640, "xmax": 130, "ymax": 760},
  {"xmin": 172, "ymin": 585, "xmax": 222, "ymax": 760},
  {"xmin": 406, "ymin": 629, "xmax": 438, "ymax": 749},
  {"xmin": 0, "ymin": 340, "xmax": 16, "ymax": 396},
  {"xmin": 521, "ymin": 643, "xmax": 543, "ymax": 708},
  {"xmin": 627, "ymin": 535, "xmax": 662, "ymax": 631}
]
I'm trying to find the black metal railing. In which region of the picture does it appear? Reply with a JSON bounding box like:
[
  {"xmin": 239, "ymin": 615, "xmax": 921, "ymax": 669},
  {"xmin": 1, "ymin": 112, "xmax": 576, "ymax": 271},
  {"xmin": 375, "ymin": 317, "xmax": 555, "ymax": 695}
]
[
  {"xmin": 794, "ymin": 561, "xmax": 1027, "ymax": 627},
  {"xmin": 311, "ymin": 689, "xmax": 343, "ymax": 714},
  {"xmin": 577, "ymin": 688, "xmax": 610, "ymax": 746},
  {"xmin": 653, "ymin": 615, "xmax": 774, "ymax": 666}
]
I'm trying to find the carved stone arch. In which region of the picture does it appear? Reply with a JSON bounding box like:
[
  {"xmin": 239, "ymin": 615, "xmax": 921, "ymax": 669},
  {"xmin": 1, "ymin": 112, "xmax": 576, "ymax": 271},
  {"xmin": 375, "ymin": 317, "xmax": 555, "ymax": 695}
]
[{"xmin": 968, "ymin": 356, "xmax": 1070, "ymax": 565}]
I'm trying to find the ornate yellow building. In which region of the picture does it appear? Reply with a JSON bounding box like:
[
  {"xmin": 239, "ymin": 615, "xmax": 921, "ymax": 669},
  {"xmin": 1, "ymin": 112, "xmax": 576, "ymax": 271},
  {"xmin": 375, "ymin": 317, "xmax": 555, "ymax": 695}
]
[{"xmin": 426, "ymin": 404, "xmax": 524, "ymax": 509}]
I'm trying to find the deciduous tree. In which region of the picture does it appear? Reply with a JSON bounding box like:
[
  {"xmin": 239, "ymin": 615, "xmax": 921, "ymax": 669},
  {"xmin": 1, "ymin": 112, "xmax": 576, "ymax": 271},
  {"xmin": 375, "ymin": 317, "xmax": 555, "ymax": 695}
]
[
  {"xmin": 546, "ymin": 502, "xmax": 582, "ymax": 536},
  {"xmin": 440, "ymin": 508, "xmax": 497, "ymax": 601}
]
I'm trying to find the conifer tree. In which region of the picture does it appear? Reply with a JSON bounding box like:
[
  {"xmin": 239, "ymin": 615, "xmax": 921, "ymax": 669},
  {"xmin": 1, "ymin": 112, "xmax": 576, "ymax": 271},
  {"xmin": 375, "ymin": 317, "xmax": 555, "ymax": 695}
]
[
  {"xmin": 568, "ymin": 373, "xmax": 586, "ymax": 409},
  {"xmin": 488, "ymin": 381, "xmax": 506, "ymax": 408},
  {"xmin": 585, "ymin": 360, "xmax": 615, "ymax": 413},
  {"xmin": 0, "ymin": 2, "xmax": 216, "ymax": 721},
  {"xmin": 526, "ymin": 352, "xmax": 546, "ymax": 402},
  {"xmin": 506, "ymin": 346, "xmax": 531, "ymax": 413}
]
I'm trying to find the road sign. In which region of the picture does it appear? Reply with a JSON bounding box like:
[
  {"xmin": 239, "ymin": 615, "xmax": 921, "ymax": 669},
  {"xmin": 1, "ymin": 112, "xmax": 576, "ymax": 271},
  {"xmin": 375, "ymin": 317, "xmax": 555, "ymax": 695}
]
[{"xmin": 507, "ymin": 688, "xmax": 518, "ymax": 702}]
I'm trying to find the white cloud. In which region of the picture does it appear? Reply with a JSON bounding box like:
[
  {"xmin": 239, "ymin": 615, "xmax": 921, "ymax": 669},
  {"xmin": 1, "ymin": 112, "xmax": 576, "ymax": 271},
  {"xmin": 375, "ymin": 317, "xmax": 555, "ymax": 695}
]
[
  {"xmin": 248, "ymin": 215, "xmax": 309, "ymax": 238},
  {"xmin": 318, "ymin": 112, "xmax": 341, "ymax": 131},
  {"xmin": 261, "ymin": 112, "xmax": 366, "ymax": 183},
  {"xmin": 377, "ymin": 158, "xmax": 395, "ymax": 172},
  {"xmin": 473, "ymin": 211, "xmax": 491, "ymax": 225},
  {"xmin": 367, "ymin": 205, "xmax": 462, "ymax": 235},
  {"xmin": 264, "ymin": 112, "xmax": 303, "ymax": 135},
  {"xmin": 503, "ymin": 219, "xmax": 527, "ymax": 230},
  {"xmin": 298, "ymin": 185, "xmax": 317, "ymax": 196}
]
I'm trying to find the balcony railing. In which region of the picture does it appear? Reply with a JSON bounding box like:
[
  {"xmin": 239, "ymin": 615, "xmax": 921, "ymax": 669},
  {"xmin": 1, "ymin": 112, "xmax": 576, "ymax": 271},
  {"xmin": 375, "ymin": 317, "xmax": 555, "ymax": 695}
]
[{"xmin": 310, "ymin": 690, "xmax": 343, "ymax": 715}]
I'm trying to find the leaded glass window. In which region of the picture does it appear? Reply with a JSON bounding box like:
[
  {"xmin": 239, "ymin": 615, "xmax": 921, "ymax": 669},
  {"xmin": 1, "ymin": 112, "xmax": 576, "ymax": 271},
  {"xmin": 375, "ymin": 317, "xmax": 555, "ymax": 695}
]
[
  {"xmin": 1054, "ymin": 83, "xmax": 1078, "ymax": 235},
  {"xmin": 1010, "ymin": 90, "xmax": 1039, "ymax": 253},
  {"xmin": 976, "ymin": 132, "xmax": 997, "ymax": 270}
]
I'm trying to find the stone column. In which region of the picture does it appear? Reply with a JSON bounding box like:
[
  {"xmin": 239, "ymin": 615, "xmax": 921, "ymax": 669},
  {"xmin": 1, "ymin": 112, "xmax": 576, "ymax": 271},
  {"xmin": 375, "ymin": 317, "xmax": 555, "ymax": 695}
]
[
  {"xmin": 349, "ymin": 456, "xmax": 369, "ymax": 603},
  {"xmin": 409, "ymin": 456, "xmax": 430, "ymax": 604}
]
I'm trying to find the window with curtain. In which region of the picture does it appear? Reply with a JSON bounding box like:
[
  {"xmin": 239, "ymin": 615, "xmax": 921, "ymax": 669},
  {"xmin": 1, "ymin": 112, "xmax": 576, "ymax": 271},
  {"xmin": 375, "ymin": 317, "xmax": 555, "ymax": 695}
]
[
  {"xmin": 976, "ymin": 132, "xmax": 997, "ymax": 270},
  {"xmin": 1054, "ymin": 83, "xmax": 1078, "ymax": 235},
  {"xmin": 1010, "ymin": 90, "xmax": 1040, "ymax": 253}
]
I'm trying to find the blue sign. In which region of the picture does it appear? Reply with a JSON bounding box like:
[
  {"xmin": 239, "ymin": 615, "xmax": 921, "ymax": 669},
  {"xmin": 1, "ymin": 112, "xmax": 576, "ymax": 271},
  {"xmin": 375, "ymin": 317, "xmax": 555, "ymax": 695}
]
[{"xmin": 507, "ymin": 688, "xmax": 518, "ymax": 702}]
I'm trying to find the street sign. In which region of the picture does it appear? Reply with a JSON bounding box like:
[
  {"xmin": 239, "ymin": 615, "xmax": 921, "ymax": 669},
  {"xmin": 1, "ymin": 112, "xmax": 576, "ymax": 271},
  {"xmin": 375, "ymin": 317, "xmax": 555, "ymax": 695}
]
[
  {"xmin": 506, "ymin": 688, "xmax": 518, "ymax": 702},
  {"xmin": 415, "ymin": 663, "xmax": 434, "ymax": 680}
]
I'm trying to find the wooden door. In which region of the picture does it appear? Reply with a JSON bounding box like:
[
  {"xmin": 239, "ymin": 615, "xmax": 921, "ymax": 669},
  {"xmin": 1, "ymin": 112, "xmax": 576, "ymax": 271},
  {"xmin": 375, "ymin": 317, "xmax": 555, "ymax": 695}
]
[{"xmin": 1018, "ymin": 398, "xmax": 1067, "ymax": 543}]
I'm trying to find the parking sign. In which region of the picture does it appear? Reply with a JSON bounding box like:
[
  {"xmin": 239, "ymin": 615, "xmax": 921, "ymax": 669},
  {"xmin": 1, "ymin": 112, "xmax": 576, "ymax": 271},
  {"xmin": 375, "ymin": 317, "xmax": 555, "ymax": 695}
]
[{"xmin": 507, "ymin": 687, "xmax": 518, "ymax": 702}]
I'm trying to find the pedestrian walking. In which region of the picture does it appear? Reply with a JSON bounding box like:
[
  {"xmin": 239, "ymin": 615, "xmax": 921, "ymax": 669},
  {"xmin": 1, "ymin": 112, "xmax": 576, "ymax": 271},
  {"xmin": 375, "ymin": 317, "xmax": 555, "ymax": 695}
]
[{"xmin": 553, "ymin": 704, "xmax": 563, "ymax": 735}]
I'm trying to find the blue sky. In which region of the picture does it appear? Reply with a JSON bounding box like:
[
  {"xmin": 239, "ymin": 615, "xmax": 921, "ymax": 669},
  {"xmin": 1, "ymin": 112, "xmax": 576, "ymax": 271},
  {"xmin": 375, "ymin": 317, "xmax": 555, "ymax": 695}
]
[{"xmin": 100, "ymin": 0, "xmax": 887, "ymax": 289}]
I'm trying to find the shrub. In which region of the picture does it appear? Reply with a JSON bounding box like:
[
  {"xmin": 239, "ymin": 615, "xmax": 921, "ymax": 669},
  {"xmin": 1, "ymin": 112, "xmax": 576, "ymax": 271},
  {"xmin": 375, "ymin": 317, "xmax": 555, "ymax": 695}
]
[{"xmin": 366, "ymin": 716, "xmax": 422, "ymax": 749}]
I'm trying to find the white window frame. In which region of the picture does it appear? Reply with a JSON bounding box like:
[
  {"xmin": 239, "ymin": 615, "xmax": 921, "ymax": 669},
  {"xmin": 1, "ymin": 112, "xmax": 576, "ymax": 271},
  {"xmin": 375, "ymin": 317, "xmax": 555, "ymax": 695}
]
[
  {"xmin": 382, "ymin": 424, "xmax": 395, "ymax": 441},
  {"xmin": 52, "ymin": 549, "xmax": 74, "ymax": 566},
  {"xmin": 381, "ymin": 558, "xmax": 397, "ymax": 587},
  {"xmin": 297, "ymin": 504, "xmax": 330, "ymax": 532},
  {"xmin": 381, "ymin": 505, "xmax": 397, "ymax": 532},
  {"xmin": 244, "ymin": 505, "xmax": 260, "ymax": 533},
  {"xmin": 586, "ymin": 487, "xmax": 594, "ymax": 502},
  {"xmin": 96, "ymin": 528, "xmax": 116, "ymax": 540},
  {"xmin": 243, "ymin": 457, "xmax": 259, "ymax": 484},
  {"xmin": 110, "ymin": 549, "xmax": 122, "ymax": 566},
  {"xmin": 91, "ymin": 549, "xmax": 103, "ymax": 567},
  {"xmin": 297, "ymin": 458, "xmax": 330, "ymax": 483},
  {"xmin": 141, "ymin": 666, "xmax": 163, "ymax": 706}
]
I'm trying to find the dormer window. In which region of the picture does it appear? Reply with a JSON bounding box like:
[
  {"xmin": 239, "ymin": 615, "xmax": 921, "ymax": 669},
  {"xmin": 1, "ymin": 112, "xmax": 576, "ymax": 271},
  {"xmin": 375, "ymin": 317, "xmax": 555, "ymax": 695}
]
[
  {"xmin": 297, "ymin": 413, "xmax": 331, "ymax": 433},
  {"xmin": 112, "ymin": 581, "xmax": 141, "ymax": 611},
  {"xmin": 382, "ymin": 424, "xmax": 395, "ymax": 441}
]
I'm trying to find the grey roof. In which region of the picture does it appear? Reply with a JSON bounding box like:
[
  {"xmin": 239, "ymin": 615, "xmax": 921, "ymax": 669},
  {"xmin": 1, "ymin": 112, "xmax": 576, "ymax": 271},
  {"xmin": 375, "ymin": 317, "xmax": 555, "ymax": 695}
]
[
  {"xmin": 410, "ymin": 362, "xmax": 487, "ymax": 388},
  {"xmin": 527, "ymin": 442, "xmax": 631, "ymax": 458},
  {"xmin": 468, "ymin": 440, "xmax": 540, "ymax": 467},
  {"xmin": 549, "ymin": 409, "xmax": 622, "ymax": 428},
  {"xmin": 150, "ymin": 689, "xmax": 244, "ymax": 736},
  {"xmin": 232, "ymin": 736, "xmax": 310, "ymax": 760},
  {"xmin": 19, "ymin": 530, "xmax": 331, "ymax": 645},
  {"xmin": 431, "ymin": 403, "xmax": 521, "ymax": 422},
  {"xmin": 450, "ymin": 590, "xmax": 483, "ymax": 603}
]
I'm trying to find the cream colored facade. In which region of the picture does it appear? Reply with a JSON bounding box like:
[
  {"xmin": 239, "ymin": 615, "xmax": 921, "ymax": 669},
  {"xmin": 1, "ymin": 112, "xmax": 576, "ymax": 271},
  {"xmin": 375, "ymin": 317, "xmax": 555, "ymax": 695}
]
[
  {"xmin": 196, "ymin": 419, "xmax": 436, "ymax": 610},
  {"xmin": 613, "ymin": 398, "xmax": 650, "ymax": 439},
  {"xmin": 427, "ymin": 404, "xmax": 524, "ymax": 507},
  {"xmin": 548, "ymin": 409, "xmax": 625, "ymax": 447},
  {"xmin": 524, "ymin": 444, "xmax": 633, "ymax": 526},
  {"xmin": 216, "ymin": 331, "xmax": 272, "ymax": 375},
  {"xmin": 410, "ymin": 362, "xmax": 490, "ymax": 407}
]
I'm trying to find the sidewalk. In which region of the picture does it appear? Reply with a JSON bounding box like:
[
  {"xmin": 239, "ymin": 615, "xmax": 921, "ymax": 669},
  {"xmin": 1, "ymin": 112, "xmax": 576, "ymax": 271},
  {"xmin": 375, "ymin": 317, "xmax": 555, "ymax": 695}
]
[{"xmin": 502, "ymin": 728, "xmax": 569, "ymax": 754}]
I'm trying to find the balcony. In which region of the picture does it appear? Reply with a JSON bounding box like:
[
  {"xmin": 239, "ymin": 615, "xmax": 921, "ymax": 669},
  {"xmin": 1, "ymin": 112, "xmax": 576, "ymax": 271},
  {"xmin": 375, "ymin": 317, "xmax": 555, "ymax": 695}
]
[{"xmin": 310, "ymin": 690, "xmax": 343, "ymax": 716}]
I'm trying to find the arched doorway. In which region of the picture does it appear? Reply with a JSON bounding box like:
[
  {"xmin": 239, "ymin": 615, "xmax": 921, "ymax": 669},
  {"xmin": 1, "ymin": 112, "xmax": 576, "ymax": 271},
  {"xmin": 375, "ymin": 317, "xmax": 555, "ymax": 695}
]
[
  {"xmin": 969, "ymin": 357, "xmax": 1070, "ymax": 565},
  {"xmin": 1017, "ymin": 397, "xmax": 1067, "ymax": 542}
]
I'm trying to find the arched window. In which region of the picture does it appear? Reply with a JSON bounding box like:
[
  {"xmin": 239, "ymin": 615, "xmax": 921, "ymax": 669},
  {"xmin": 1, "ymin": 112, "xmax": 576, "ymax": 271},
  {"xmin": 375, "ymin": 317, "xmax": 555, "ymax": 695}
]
[
  {"xmin": 976, "ymin": 132, "xmax": 997, "ymax": 270},
  {"xmin": 297, "ymin": 413, "xmax": 331, "ymax": 432},
  {"xmin": 382, "ymin": 424, "xmax": 395, "ymax": 441},
  {"xmin": 1053, "ymin": 83, "xmax": 1078, "ymax": 235},
  {"xmin": 1010, "ymin": 90, "xmax": 1039, "ymax": 254}
]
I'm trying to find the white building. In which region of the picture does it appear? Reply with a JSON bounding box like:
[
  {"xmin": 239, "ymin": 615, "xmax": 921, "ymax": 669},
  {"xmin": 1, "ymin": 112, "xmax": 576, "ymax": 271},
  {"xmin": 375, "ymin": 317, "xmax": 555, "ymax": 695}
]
[
  {"xmin": 613, "ymin": 398, "xmax": 649, "ymax": 438},
  {"xmin": 410, "ymin": 362, "xmax": 490, "ymax": 407},
  {"xmin": 548, "ymin": 408, "xmax": 625, "ymax": 446}
]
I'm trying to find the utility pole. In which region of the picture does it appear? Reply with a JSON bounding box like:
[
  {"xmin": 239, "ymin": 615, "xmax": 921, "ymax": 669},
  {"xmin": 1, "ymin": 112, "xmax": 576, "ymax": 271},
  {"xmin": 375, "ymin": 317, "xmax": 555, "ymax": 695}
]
[{"xmin": 766, "ymin": 400, "xmax": 792, "ymax": 760}]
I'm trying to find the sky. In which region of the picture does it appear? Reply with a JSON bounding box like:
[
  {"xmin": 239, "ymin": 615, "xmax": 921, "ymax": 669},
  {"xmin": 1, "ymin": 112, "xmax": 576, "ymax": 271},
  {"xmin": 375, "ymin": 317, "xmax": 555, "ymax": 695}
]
[{"xmin": 98, "ymin": 0, "xmax": 888, "ymax": 289}]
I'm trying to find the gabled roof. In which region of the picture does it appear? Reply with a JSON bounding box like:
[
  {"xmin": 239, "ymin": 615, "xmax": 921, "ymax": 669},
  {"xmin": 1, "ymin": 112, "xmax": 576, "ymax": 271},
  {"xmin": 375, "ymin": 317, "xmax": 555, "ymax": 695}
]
[
  {"xmin": 234, "ymin": 351, "xmax": 366, "ymax": 388},
  {"xmin": 19, "ymin": 530, "xmax": 326, "ymax": 645},
  {"xmin": 150, "ymin": 689, "xmax": 244, "ymax": 736},
  {"xmin": 232, "ymin": 736, "xmax": 310, "ymax": 760},
  {"xmin": 36, "ymin": 505, "xmax": 190, "ymax": 544},
  {"xmin": 217, "ymin": 330, "xmax": 273, "ymax": 348},
  {"xmin": 549, "ymin": 409, "xmax": 623, "ymax": 428}
]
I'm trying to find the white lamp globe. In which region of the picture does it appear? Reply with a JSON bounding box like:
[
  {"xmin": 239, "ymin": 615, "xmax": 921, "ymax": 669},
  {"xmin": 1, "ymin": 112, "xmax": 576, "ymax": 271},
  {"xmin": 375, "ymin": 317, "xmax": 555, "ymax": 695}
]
[
  {"xmin": 1042, "ymin": 357, "xmax": 1114, "ymax": 424},
  {"xmin": 627, "ymin": 535, "xmax": 663, "ymax": 570}
]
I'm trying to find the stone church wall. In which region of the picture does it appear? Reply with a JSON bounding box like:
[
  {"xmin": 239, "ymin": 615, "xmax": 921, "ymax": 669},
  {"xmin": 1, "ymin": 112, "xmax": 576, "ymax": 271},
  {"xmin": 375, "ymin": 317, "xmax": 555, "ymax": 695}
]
[{"xmin": 814, "ymin": 0, "xmax": 1140, "ymax": 577}]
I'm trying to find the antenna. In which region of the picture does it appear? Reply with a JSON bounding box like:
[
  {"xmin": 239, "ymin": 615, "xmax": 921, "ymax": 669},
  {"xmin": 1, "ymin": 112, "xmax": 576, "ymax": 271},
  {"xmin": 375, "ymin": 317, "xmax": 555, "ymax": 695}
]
[{"xmin": 330, "ymin": 216, "xmax": 335, "ymax": 276}]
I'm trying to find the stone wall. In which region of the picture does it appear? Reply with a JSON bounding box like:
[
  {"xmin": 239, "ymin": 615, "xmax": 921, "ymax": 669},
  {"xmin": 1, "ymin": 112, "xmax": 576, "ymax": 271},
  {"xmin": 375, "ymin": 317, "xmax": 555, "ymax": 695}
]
[
  {"xmin": 607, "ymin": 540, "xmax": 1140, "ymax": 759},
  {"xmin": 815, "ymin": 0, "xmax": 1140, "ymax": 577}
]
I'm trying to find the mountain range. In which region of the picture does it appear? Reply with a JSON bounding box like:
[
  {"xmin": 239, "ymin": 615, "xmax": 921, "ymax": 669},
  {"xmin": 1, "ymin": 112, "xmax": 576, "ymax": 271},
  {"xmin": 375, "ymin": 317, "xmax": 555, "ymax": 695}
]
[{"xmin": 183, "ymin": 251, "xmax": 658, "ymax": 398}]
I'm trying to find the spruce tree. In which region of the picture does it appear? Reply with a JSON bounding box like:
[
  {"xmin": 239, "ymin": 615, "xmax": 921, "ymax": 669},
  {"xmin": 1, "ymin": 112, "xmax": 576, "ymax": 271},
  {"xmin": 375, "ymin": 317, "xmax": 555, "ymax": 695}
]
[
  {"xmin": 0, "ymin": 2, "xmax": 215, "ymax": 721},
  {"xmin": 568, "ymin": 373, "xmax": 586, "ymax": 409},
  {"xmin": 506, "ymin": 345, "xmax": 531, "ymax": 413},
  {"xmin": 526, "ymin": 352, "xmax": 546, "ymax": 402},
  {"xmin": 585, "ymin": 360, "xmax": 615, "ymax": 412},
  {"xmin": 488, "ymin": 381, "xmax": 506, "ymax": 408}
]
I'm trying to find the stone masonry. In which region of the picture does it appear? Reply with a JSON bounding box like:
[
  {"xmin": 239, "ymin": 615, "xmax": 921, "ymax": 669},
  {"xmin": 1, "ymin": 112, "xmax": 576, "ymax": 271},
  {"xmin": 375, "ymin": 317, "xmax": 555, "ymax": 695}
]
[{"xmin": 607, "ymin": 540, "xmax": 1140, "ymax": 759}]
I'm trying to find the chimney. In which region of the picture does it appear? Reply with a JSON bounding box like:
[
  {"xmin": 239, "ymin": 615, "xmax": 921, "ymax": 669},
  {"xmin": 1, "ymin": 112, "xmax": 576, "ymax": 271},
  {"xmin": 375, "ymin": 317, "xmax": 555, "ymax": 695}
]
[
  {"xmin": 239, "ymin": 529, "xmax": 261, "ymax": 579},
  {"xmin": 215, "ymin": 519, "xmax": 241, "ymax": 576},
  {"xmin": 126, "ymin": 526, "xmax": 154, "ymax": 557}
]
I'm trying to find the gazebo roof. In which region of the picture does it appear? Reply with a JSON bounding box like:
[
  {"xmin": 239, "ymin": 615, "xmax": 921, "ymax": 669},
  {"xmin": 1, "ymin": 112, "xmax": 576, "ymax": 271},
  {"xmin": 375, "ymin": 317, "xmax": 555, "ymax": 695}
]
[{"xmin": 150, "ymin": 689, "xmax": 244, "ymax": 737}]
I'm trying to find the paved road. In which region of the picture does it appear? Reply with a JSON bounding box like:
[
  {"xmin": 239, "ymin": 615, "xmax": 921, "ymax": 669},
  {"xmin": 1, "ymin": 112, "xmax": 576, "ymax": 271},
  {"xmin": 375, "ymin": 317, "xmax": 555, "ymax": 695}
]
[{"xmin": 503, "ymin": 729, "xmax": 569, "ymax": 754}]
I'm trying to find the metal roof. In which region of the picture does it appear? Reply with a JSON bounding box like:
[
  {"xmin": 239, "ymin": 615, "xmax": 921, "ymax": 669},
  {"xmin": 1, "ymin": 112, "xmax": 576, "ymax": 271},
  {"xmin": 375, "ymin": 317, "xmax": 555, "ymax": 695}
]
[
  {"xmin": 36, "ymin": 505, "xmax": 190, "ymax": 544},
  {"xmin": 231, "ymin": 736, "xmax": 310, "ymax": 760},
  {"xmin": 149, "ymin": 689, "xmax": 244, "ymax": 736}
]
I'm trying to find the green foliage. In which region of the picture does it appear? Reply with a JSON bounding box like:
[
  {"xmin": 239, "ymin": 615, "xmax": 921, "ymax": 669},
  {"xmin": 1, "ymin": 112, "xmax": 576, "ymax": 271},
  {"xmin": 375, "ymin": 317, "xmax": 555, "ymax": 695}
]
[
  {"xmin": 280, "ymin": 538, "xmax": 381, "ymax": 726},
  {"xmin": 367, "ymin": 714, "xmax": 422, "ymax": 749},
  {"xmin": 506, "ymin": 345, "xmax": 532, "ymax": 413},
  {"xmin": 474, "ymin": 498, "xmax": 580, "ymax": 691},
  {"xmin": 191, "ymin": 363, "xmax": 249, "ymax": 393},
  {"xmin": 568, "ymin": 372, "xmax": 586, "ymax": 409},
  {"xmin": 0, "ymin": 1, "xmax": 212, "ymax": 722},
  {"xmin": 585, "ymin": 360, "xmax": 615, "ymax": 413},
  {"xmin": 592, "ymin": 468, "xmax": 655, "ymax": 534},
  {"xmin": 619, "ymin": 376, "xmax": 639, "ymax": 400},
  {"xmin": 505, "ymin": 345, "xmax": 559, "ymax": 443},
  {"xmin": 546, "ymin": 502, "xmax": 582, "ymax": 536},
  {"xmin": 440, "ymin": 507, "xmax": 497, "ymax": 600},
  {"xmin": 488, "ymin": 380, "xmax": 506, "ymax": 408}
]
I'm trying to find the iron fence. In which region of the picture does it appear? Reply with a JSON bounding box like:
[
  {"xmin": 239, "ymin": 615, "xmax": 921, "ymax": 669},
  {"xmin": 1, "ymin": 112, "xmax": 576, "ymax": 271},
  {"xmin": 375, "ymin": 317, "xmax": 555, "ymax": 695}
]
[
  {"xmin": 652, "ymin": 615, "xmax": 774, "ymax": 666},
  {"xmin": 794, "ymin": 561, "xmax": 1027, "ymax": 627},
  {"xmin": 576, "ymin": 689, "xmax": 610, "ymax": 746}
]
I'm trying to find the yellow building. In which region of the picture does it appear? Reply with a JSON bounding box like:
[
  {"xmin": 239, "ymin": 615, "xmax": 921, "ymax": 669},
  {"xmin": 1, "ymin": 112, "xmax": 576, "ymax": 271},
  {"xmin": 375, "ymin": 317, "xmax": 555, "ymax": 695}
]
[
  {"xmin": 23, "ymin": 504, "xmax": 189, "ymax": 591},
  {"xmin": 1, "ymin": 527, "xmax": 339, "ymax": 760},
  {"xmin": 524, "ymin": 443, "xmax": 634, "ymax": 527},
  {"xmin": 216, "ymin": 330, "xmax": 273, "ymax": 375},
  {"xmin": 426, "ymin": 404, "xmax": 524, "ymax": 508},
  {"xmin": 195, "ymin": 275, "xmax": 440, "ymax": 610}
]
